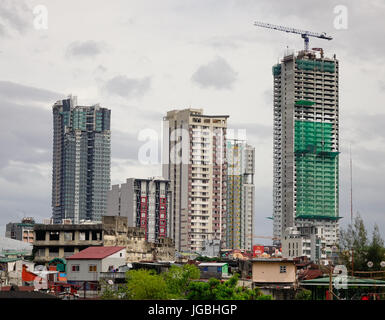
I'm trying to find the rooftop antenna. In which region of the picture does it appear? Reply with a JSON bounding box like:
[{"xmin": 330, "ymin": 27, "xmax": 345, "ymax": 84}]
[{"xmin": 350, "ymin": 143, "xmax": 354, "ymax": 277}]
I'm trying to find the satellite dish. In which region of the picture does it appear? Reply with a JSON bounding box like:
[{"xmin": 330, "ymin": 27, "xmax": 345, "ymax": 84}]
[
  {"xmin": 380, "ymin": 261, "xmax": 385, "ymax": 268},
  {"xmin": 34, "ymin": 265, "xmax": 46, "ymax": 272},
  {"xmin": 367, "ymin": 261, "xmax": 374, "ymax": 268},
  {"xmin": 107, "ymin": 280, "xmax": 114, "ymax": 285}
]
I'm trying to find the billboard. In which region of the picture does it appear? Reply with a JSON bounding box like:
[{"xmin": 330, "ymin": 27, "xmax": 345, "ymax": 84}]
[{"xmin": 253, "ymin": 245, "xmax": 264, "ymax": 257}]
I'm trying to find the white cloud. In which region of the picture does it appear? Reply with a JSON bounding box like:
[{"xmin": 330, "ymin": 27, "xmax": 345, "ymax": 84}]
[
  {"xmin": 102, "ymin": 75, "xmax": 151, "ymax": 98},
  {"xmin": 192, "ymin": 56, "xmax": 238, "ymax": 90},
  {"xmin": 66, "ymin": 40, "xmax": 107, "ymax": 58}
]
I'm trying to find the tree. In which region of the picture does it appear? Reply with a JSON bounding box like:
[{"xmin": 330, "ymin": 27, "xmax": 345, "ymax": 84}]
[
  {"xmin": 163, "ymin": 264, "xmax": 200, "ymax": 298},
  {"xmin": 294, "ymin": 289, "xmax": 312, "ymax": 300},
  {"xmin": 186, "ymin": 274, "xmax": 272, "ymax": 300},
  {"xmin": 339, "ymin": 214, "xmax": 385, "ymax": 272},
  {"xmin": 339, "ymin": 214, "xmax": 369, "ymax": 271},
  {"xmin": 119, "ymin": 269, "xmax": 169, "ymax": 300},
  {"xmin": 366, "ymin": 224, "xmax": 385, "ymax": 271},
  {"xmin": 100, "ymin": 279, "xmax": 119, "ymax": 299}
]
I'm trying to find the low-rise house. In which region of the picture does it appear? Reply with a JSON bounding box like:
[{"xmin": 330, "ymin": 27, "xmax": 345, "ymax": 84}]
[
  {"xmin": 250, "ymin": 258, "xmax": 297, "ymax": 300},
  {"xmin": 198, "ymin": 262, "xmax": 229, "ymax": 279},
  {"xmin": 0, "ymin": 257, "xmax": 34, "ymax": 287},
  {"xmin": 66, "ymin": 246, "xmax": 126, "ymax": 286}
]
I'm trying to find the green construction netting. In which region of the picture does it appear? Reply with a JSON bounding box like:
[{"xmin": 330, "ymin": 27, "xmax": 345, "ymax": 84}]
[
  {"xmin": 272, "ymin": 64, "xmax": 281, "ymax": 76},
  {"xmin": 296, "ymin": 59, "xmax": 335, "ymax": 73},
  {"xmin": 295, "ymin": 100, "xmax": 315, "ymax": 106},
  {"xmin": 295, "ymin": 120, "xmax": 339, "ymax": 219}
]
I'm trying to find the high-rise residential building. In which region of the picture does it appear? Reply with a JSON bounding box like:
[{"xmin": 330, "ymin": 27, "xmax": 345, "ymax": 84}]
[
  {"xmin": 272, "ymin": 49, "xmax": 340, "ymax": 252},
  {"xmin": 226, "ymin": 140, "xmax": 255, "ymax": 251},
  {"xmin": 52, "ymin": 96, "xmax": 111, "ymax": 224},
  {"xmin": 106, "ymin": 177, "xmax": 173, "ymax": 243},
  {"xmin": 162, "ymin": 109, "xmax": 228, "ymax": 253},
  {"xmin": 5, "ymin": 217, "xmax": 35, "ymax": 243}
]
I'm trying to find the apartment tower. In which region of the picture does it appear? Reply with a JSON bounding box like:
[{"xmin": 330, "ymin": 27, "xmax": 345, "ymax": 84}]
[
  {"xmin": 52, "ymin": 96, "xmax": 111, "ymax": 224},
  {"xmin": 106, "ymin": 177, "xmax": 172, "ymax": 243},
  {"xmin": 162, "ymin": 109, "xmax": 228, "ymax": 253},
  {"xmin": 226, "ymin": 140, "xmax": 255, "ymax": 250},
  {"xmin": 273, "ymin": 49, "xmax": 340, "ymax": 251}
]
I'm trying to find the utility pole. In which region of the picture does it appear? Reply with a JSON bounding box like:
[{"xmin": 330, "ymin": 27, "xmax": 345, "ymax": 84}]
[{"xmin": 329, "ymin": 267, "xmax": 333, "ymax": 300}]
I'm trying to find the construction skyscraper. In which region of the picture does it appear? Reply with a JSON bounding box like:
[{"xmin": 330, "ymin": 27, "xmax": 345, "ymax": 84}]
[
  {"xmin": 272, "ymin": 49, "xmax": 340, "ymax": 253},
  {"xmin": 52, "ymin": 96, "xmax": 111, "ymax": 224}
]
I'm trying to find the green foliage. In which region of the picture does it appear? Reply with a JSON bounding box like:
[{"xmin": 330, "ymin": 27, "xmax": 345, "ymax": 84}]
[
  {"xmin": 101, "ymin": 264, "xmax": 274, "ymax": 301},
  {"xmin": 366, "ymin": 224, "xmax": 385, "ymax": 271},
  {"xmin": 294, "ymin": 289, "xmax": 312, "ymax": 300},
  {"xmin": 339, "ymin": 214, "xmax": 385, "ymax": 272},
  {"xmin": 186, "ymin": 274, "xmax": 272, "ymax": 300},
  {"xmin": 100, "ymin": 279, "xmax": 119, "ymax": 300},
  {"xmin": 163, "ymin": 264, "xmax": 200, "ymax": 298},
  {"xmin": 102, "ymin": 264, "xmax": 201, "ymax": 300},
  {"xmin": 195, "ymin": 256, "xmax": 219, "ymax": 262},
  {"xmin": 120, "ymin": 269, "xmax": 169, "ymax": 300}
]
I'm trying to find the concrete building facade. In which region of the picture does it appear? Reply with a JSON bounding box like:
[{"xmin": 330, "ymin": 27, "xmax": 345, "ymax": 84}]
[
  {"xmin": 33, "ymin": 216, "xmax": 175, "ymax": 265},
  {"xmin": 272, "ymin": 49, "xmax": 340, "ymax": 252},
  {"xmin": 281, "ymin": 227, "xmax": 327, "ymax": 264},
  {"xmin": 52, "ymin": 95, "xmax": 111, "ymax": 224},
  {"xmin": 226, "ymin": 140, "xmax": 255, "ymax": 251},
  {"xmin": 162, "ymin": 109, "xmax": 228, "ymax": 253},
  {"xmin": 107, "ymin": 177, "xmax": 172, "ymax": 243},
  {"xmin": 5, "ymin": 218, "xmax": 35, "ymax": 244},
  {"xmin": 33, "ymin": 222, "xmax": 104, "ymax": 264}
]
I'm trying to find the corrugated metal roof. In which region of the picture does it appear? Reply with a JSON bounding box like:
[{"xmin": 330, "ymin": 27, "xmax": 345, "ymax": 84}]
[
  {"xmin": 66, "ymin": 246, "xmax": 125, "ymax": 260},
  {"xmin": 0, "ymin": 236, "xmax": 33, "ymax": 253},
  {"xmin": 301, "ymin": 276, "xmax": 385, "ymax": 287},
  {"xmin": 198, "ymin": 263, "xmax": 228, "ymax": 267}
]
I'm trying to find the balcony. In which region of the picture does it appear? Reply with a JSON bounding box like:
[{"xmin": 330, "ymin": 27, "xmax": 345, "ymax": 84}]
[{"xmin": 99, "ymin": 272, "xmax": 127, "ymax": 280}]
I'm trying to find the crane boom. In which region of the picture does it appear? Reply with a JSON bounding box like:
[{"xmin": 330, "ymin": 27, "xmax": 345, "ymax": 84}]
[{"xmin": 254, "ymin": 21, "xmax": 332, "ymax": 51}]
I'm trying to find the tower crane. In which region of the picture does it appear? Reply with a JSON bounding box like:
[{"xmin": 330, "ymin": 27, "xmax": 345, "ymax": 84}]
[{"xmin": 253, "ymin": 21, "xmax": 332, "ymax": 51}]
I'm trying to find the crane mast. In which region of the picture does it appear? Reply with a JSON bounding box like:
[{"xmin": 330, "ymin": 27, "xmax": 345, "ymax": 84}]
[{"xmin": 254, "ymin": 21, "xmax": 332, "ymax": 51}]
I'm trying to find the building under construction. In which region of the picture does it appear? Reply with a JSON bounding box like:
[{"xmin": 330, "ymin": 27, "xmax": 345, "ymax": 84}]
[{"xmin": 272, "ymin": 48, "xmax": 340, "ymax": 252}]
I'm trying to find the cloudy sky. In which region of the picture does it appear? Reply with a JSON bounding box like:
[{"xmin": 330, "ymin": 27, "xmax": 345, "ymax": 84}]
[{"xmin": 0, "ymin": 0, "xmax": 384, "ymax": 243}]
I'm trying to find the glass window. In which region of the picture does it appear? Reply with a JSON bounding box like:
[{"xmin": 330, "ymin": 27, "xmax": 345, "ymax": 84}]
[{"xmin": 89, "ymin": 265, "xmax": 97, "ymax": 272}]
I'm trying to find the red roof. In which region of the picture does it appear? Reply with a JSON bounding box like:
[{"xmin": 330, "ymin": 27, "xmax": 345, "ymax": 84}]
[
  {"xmin": 0, "ymin": 286, "xmax": 35, "ymax": 292},
  {"xmin": 66, "ymin": 246, "xmax": 125, "ymax": 260}
]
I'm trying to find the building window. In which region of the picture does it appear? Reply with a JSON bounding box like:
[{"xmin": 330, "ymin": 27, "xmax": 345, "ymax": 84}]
[
  {"xmin": 280, "ymin": 265, "xmax": 287, "ymax": 273},
  {"xmin": 64, "ymin": 232, "xmax": 74, "ymax": 241},
  {"xmin": 72, "ymin": 265, "xmax": 80, "ymax": 272},
  {"xmin": 89, "ymin": 265, "xmax": 97, "ymax": 272}
]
